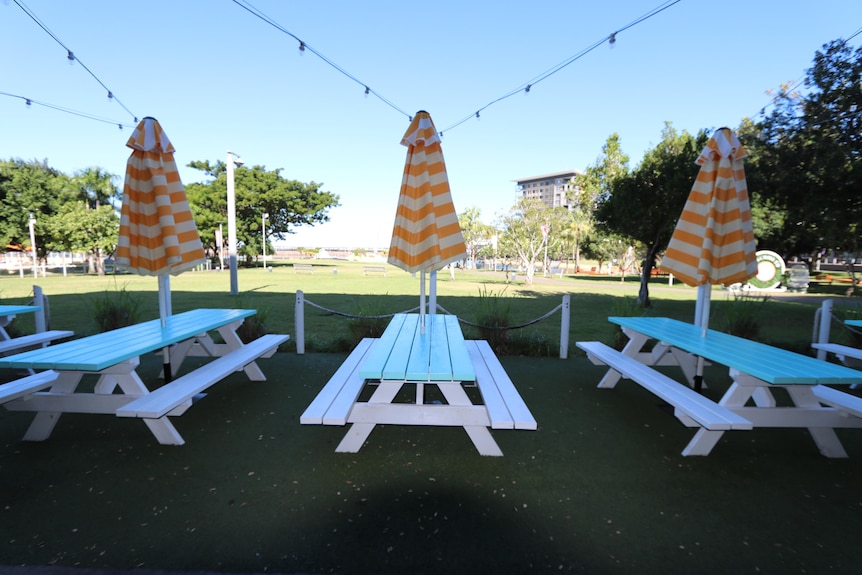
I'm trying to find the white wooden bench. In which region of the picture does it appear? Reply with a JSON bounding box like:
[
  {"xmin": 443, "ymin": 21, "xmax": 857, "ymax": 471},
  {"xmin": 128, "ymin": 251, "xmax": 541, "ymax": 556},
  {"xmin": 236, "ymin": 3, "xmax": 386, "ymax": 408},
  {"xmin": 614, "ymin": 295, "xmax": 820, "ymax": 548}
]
[
  {"xmin": 812, "ymin": 342, "xmax": 862, "ymax": 365},
  {"xmin": 577, "ymin": 341, "xmax": 753, "ymax": 432},
  {"xmin": 300, "ymin": 338, "xmax": 375, "ymax": 425},
  {"xmin": 0, "ymin": 330, "xmax": 74, "ymax": 356},
  {"xmin": 293, "ymin": 263, "xmax": 315, "ymax": 274},
  {"xmin": 466, "ymin": 340, "xmax": 537, "ymax": 430},
  {"xmin": 117, "ymin": 333, "xmax": 288, "ymax": 420},
  {"xmin": 812, "ymin": 384, "xmax": 862, "ymax": 418},
  {"xmin": 363, "ymin": 265, "xmax": 387, "ymax": 277},
  {"xmin": 0, "ymin": 370, "xmax": 59, "ymax": 404}
]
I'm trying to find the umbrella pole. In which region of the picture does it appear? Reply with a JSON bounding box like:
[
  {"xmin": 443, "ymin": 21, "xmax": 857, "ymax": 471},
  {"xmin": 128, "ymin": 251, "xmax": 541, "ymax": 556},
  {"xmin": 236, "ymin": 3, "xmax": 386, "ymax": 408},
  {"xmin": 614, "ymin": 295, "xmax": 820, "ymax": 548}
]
[
  {"xmin": 693, "ymin": 284, "xmax": 711, "ymax": 393},
  {"xmin": 429, "ymin": 270, "xmax": 437, "ymax": 317},
  {"xmin": 158, "ymin": 275, "xmax": 173, "ymax": 383},
  {"xmin": 420, "ymin": 271, "xmax": 426, "ymax": 334}
]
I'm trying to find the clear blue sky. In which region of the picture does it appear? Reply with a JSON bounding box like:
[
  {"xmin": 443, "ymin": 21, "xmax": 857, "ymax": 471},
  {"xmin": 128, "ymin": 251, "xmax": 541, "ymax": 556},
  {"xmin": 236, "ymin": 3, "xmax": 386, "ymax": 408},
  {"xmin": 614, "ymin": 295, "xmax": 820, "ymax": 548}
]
[{"xmin": 2, "ymin": 1, "xmax": 860, "ymax": 249}]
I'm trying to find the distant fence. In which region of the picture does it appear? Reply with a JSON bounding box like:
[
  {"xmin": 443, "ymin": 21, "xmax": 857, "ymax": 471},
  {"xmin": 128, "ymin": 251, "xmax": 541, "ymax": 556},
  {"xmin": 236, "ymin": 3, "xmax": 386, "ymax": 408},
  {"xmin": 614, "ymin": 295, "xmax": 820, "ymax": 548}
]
[{"xmin": 294, "ymin": 290, "xmax": 571, "ymax": 358}]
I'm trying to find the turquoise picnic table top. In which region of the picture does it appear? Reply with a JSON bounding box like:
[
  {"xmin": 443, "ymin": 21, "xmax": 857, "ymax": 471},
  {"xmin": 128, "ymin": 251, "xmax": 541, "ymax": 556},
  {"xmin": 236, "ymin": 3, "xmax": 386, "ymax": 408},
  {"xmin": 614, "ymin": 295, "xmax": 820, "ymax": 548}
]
[
  {"xmin": 0, "ymin": 308, "xmax": 255, "ymax": 372},
  {"xmin": 0, "ymin": 304, "xmax": 40, "ymax": 316},
  {"xmin": 609, "ymin": 316, "xmax": 862, "ymax": 386},
  {"xmin": 845, "ymin": 319, "xmax": 862, "ymax": 328},
  {"xmin": 359, "ymin": 313, "xmax": 476, "ymax": 382}
]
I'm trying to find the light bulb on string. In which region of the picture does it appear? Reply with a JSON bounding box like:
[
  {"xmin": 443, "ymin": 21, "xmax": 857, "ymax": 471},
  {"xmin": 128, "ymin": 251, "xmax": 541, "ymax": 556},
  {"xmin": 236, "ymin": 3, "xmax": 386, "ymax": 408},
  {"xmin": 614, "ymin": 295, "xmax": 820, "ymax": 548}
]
[
  {"xmin": 25, "ymin": 98, "xmax": 31, "ymax": 108},
  {"xmin": 118, "ymin": 124, "xmax": 123, "ymax": 131},
  {"xmin": 298, "ymin": 41, "xmax": 305, "ymax": 55},
  {"xmin": 364, "ymin": 86, "xmax": 369, "ymax": 98},
  {"xmin": 107, "ymin": 91, "xmax": 113, "ymax": 103},
  {"xmin": 609, "ymin": 33, "xmax": 616, "ymax": 49},
  {"xmin": 525, "ymin": 84, "xmax": 531, "ymax": 95},
  {"xmin": 475, "ymin": 111, "xmax": 480, "ymax": 120},
  {"xmin": 67, "ymin": 50, "xmax": 75, "ymax": 65}
]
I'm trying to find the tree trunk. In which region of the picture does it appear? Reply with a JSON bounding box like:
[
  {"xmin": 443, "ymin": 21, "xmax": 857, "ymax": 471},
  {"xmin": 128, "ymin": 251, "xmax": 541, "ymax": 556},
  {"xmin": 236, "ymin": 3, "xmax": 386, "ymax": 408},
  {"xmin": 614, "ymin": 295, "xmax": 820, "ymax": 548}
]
[{"xmin": 637, "ymin": 243, "xmax": 662, "ymax": 308}]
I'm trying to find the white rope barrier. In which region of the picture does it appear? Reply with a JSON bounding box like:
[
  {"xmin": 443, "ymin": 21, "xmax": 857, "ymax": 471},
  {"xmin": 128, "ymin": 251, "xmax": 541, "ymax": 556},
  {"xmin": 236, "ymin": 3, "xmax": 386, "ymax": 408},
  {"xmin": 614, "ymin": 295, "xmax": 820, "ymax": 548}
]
[{"xmin": 294, "ymin": 290, "xmax": 571, "ymax": 358}]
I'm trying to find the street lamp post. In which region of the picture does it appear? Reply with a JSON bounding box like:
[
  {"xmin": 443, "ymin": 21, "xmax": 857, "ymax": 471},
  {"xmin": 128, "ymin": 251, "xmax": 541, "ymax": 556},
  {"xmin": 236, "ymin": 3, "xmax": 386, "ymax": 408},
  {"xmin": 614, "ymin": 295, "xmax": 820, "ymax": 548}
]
[
  {"xmin": 226, "ymin": 150, "xmax": 244, "ymax": 295},
  {"xmin": 261, "ymin": 212, "xmax": 268, "ymax": 269}
]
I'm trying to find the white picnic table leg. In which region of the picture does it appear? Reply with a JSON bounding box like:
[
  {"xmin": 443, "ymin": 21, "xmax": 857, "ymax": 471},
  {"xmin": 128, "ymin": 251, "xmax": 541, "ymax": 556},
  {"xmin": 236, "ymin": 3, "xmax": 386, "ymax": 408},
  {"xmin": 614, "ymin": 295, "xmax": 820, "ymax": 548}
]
[
  {"xmin": 598, "ymin": 330, "xmax": 650, "ymax": 389},
  {"xmin": 681, "ymin": 428, "xmax": 726, "ymax": 456},
  {"xmin": 786, "ymin": 386, "xmax": 848, "ymax": 458},
  {"xmin": 22, "ymin": 371, "xmax": 81, "ymax": 441},
  {"xmin": 216, "ymin": 321, "xmax": 266, "ymax": 381},
  {"xmin": 679, "ymin": 374, "xmax": 758, "ymax": 456},
  {"xmin": 438, "ymin": 381, "xmax": 502, "ymax": 456},
  {"xmin": 337, "ymin": 380, "xmax": 403, "ymax": 452}
]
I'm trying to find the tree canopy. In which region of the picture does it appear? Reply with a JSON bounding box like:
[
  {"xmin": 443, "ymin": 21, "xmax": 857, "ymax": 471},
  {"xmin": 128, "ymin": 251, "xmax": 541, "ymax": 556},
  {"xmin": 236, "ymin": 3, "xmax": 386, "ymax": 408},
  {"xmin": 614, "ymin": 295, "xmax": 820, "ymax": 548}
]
[
  {"xmin": 185, "ymin": 160, "xmax": 340, "ymax": 263},
  {"xmin": 594, "ymin": 125, "xmax": 708, "ymax": 306},
  {"xmin": 743, "ymin": 39, "xmax": 862, "ymax": 257}
]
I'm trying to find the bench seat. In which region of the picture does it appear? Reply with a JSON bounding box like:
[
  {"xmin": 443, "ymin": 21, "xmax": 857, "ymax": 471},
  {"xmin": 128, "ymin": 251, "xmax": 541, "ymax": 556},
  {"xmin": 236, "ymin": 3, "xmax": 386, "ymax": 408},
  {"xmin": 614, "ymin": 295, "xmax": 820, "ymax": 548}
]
[
  {"xmin": 812, "ymin": 342, "xmax": 862, "ymax": 364},
  {"xmin": 363, "ymin": 266, "xmax": 387, "ymax": 276},
  {"xmin": 0, "ymin": 331, "xmax": 74, "ymax": 355},
  {"xmin": 812, "ymin": 385, "xmax": 862, "ymax": 418},
  {"xmin": 301, "ymin": 338, "xmax": 375, "ymax": 425},
  {"xmin": 466, "ymin": 340, "xmax": 536, "ymax": 430},
  {"xmin": 117, "ymin": 334, "xmax": 288, "ymax": 419},
  {"xmin": 577, "ymin": 341, "xmax": 752, "ymax": 431},
  {"xmin": 0, "ymin": 370, "xmax": 59, "ymax": 404}
]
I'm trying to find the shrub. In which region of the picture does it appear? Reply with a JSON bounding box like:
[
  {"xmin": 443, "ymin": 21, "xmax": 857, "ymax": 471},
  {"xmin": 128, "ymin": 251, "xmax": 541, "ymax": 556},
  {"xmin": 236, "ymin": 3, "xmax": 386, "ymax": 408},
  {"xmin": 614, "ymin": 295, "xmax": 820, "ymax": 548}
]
[
  {"xmin": 347, "ymin": 299, "xmax": 390, "ymax": 343},
  {"xmin": 716, "ymin": 291, "xmax": 770, "ymax": 340},
  {"xmin": 91, "ymin": 285, "xmax": 142, "ymax": 332},
  {"xmin": 235, "ymin": 295, "xmax": 271, "ymax": 343},
  {"xmin": 472, "ymin": 286, "xmax": 511, "ymax": 354}
]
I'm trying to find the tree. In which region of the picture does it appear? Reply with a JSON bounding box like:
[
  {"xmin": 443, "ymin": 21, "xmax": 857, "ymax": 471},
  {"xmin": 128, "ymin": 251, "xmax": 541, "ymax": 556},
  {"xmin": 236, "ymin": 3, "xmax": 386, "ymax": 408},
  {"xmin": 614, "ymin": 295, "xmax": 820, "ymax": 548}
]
[
  {"xmin": 498, "ymin": 199, "xmax": 568, "ymax": 284},
  {"xmin": 745, "ymin": 39, "xmax": 862, "ymax": 258},
  {"xmin": 572, "ymin": 134, "xmax": 629, "ymax": 273},
  {"xmin": 458, "ymin": 206, "xmax": 493, "ymax": 269},
  {"xmin": 43, "ymin": 202, "xmax": 119, "ymax": 275},
  {"xmin": 73, "ymin": 167, "xmax": 120, "ymax": 208},
  {"xmin": 186, "ymin": 161, "xmax": 340, "ymax": 264},
  {"xmin": 596, "ymin": 124, "xmax": 708, "ymax": 307}
]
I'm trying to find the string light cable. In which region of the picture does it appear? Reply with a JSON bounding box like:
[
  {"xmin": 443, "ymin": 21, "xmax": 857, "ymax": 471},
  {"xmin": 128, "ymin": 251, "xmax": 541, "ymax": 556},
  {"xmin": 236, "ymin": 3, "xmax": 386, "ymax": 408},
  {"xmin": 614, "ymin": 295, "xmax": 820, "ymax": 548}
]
[
  {"xmin": 231, "ymin": 0, "xmax": 412, "ymax": 120},
  {"xmin": 11, "ymin": 0, "xmax": 138, "ymax": 123},
  {"xmin": 0, "ymin": 91, "xmax": 136, "ymax": 130},
  {"xmin": 232, "ymin": 0, "xmax": 681, "ymax": 135},
  {"xmin": 438, "ymin": 0, "xmax": 683, "ymax": 134}
]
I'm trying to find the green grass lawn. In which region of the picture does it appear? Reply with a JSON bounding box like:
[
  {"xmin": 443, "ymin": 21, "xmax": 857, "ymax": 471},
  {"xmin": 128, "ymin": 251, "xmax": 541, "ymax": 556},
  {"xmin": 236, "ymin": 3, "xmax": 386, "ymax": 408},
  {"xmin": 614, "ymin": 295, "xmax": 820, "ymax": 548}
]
[
  {"xmin": 1, "ymin": 261, "xmax": 861, "ymax": 574},
  {"xmin": 0, "ymin": 259, "xmax": 850, "ymax": 355}
]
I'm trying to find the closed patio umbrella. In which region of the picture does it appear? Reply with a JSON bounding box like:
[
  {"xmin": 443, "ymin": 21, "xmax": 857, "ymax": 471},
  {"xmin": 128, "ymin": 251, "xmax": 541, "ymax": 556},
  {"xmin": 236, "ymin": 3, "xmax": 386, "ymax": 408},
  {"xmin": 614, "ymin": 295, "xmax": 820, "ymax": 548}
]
[
  {"xmin": 116, "ymin": 117, "xmax": 206, "ymax": 379},
  {"xmin": 388, "ymin": 111, "xmax": 466, "ymax": 331},
  {"xmin": 660, "ymin": 127, "xmax": 757, "ymax": 390}
]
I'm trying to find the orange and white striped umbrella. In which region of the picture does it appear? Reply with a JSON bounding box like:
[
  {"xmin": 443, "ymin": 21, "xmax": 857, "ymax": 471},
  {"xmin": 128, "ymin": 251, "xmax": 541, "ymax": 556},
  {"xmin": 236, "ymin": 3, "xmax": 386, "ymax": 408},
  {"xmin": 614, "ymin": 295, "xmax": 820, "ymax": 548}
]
[
  {"xmin": 661, "ymin": 127, "xmax": 757, "ymax": 288},
  {"xmin": 388, "ymin": 111, "xmax": 466, "ymax": 274},
  {"xmin": 116, "ymin": 117, "xmax": 205, "ymax": 277}
]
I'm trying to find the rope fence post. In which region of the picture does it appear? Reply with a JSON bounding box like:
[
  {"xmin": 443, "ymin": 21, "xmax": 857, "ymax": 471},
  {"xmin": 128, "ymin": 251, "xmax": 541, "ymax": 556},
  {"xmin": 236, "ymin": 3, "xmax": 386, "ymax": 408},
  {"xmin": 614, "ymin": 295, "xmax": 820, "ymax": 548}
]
[
  {"xmin": 815, "ymin": 298, "xmax": 833, "ymax": 360},
  {"xmin": 560, "ymin": 294, "xmax": 570, "ymax": 359},
  {"xmin": 33, "ymin": 285, "xmax": 47, "ymax": 333},
  {"xmin": 295, "ymin": 290, "xmax": 305, "ymax": 355}
]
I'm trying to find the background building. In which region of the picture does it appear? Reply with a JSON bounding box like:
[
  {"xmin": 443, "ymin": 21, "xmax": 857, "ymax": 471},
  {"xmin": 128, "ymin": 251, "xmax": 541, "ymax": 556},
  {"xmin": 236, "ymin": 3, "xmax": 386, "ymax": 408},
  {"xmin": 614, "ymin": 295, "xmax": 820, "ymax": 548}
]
[{"xmin": 514, "ymin": 170, "xmax": 582, "ymax": 210}]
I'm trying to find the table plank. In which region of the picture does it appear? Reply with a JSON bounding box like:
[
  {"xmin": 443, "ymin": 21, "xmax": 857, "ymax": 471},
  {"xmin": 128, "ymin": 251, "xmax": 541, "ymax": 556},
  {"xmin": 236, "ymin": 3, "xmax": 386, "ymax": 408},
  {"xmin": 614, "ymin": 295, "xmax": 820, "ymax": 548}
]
[
  {"xmin": 0, "ymin": 305, "xmax": 40, "ymax": 316},
  {"xmin": 445, "ymin": 315, "xmax": 475, "ymax": 382},
  {"xmin": 610, "ymin": 316, "xmax": 862, "ymax": 385},
  {"xmin": 0, "ymin": 309, "xmax": 255, "ymax": 372},
  {"xmin": 358, "ymin": 314, "xmax": 407, "ymax": 380}
]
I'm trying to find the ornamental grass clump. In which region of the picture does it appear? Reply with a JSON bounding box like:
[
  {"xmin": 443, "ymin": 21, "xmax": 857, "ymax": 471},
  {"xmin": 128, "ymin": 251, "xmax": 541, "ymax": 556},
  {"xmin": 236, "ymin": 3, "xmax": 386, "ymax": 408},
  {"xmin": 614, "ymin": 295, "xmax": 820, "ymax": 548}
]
[
  {"xmin": 716, "ymin": 291, "xmax": 770, "ymax": 341},
  {"xmin": 472, "ymin": 286, "xmax": 511, "ymax": 355},
  {"xmin": 91, "ymin": 285, "xmax": 142, "ymax": 333}
]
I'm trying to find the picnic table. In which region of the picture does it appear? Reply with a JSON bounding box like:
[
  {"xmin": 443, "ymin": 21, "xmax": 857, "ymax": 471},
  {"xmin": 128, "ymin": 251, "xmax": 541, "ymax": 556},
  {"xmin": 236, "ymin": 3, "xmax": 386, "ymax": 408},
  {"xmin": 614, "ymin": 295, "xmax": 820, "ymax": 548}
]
[
  {"xmin": 0, "ymin": 308, "xmax": 288, "ymax": 445},
  {"xmin": 577, "ymin": 316, "xmax": 862, "ymax": 457},
  {"xmin": 301, "ymin": 313, "xmax": 536, "ymax": 456}
]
